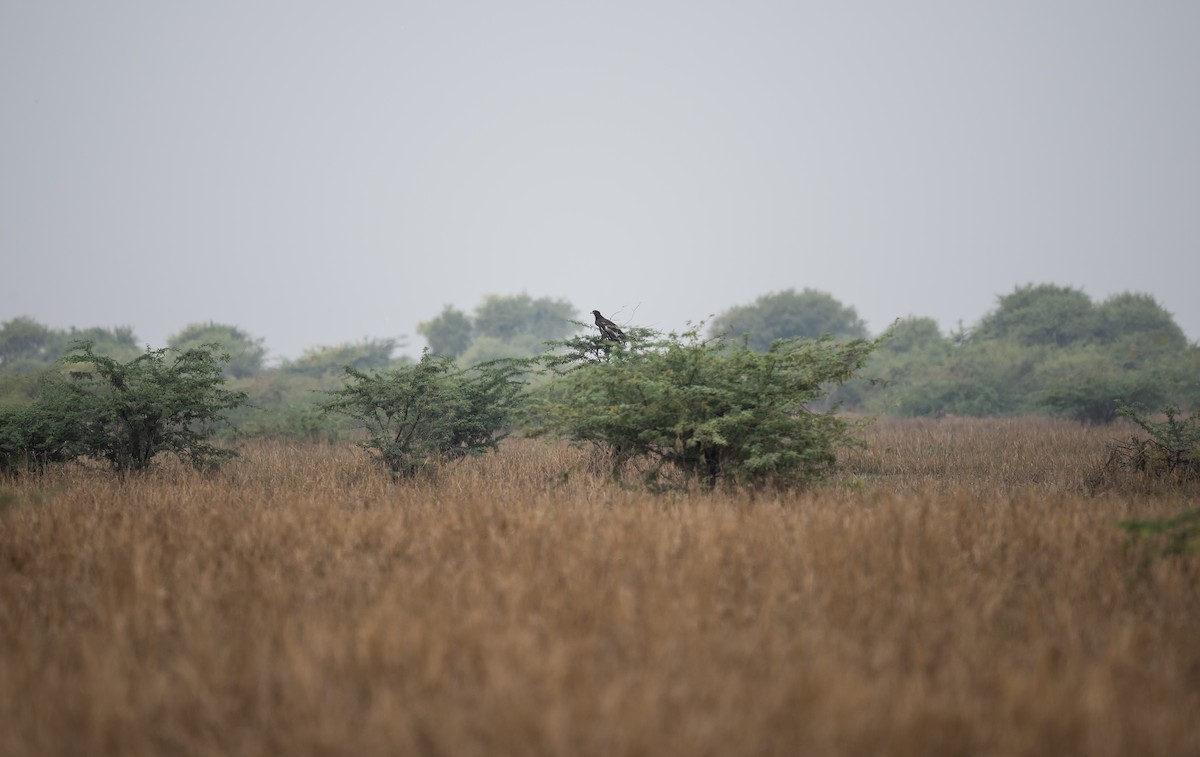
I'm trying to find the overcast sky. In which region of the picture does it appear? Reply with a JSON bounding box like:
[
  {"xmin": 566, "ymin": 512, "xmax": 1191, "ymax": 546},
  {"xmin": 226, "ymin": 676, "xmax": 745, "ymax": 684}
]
[{"xmin": 3, "ymin": 2, "xmax": 1198, "ymax": 361}]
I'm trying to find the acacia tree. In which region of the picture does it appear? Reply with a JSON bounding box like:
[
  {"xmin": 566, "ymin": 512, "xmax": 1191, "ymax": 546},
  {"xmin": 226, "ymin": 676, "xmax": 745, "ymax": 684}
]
[
  {"xmin": 0, "ymin": 403, "xmax": 79, "ymax": 476},
  {"xmin": 31, "ymin": 341, "xmax": 246, "ymax": 473},
  {"xmin": 322, "ymin": 352, "xmax": 526, "ymax": 480},
  {"xmin": 531, "ymin": 326, "xmax": 879, "ymax": 490}
]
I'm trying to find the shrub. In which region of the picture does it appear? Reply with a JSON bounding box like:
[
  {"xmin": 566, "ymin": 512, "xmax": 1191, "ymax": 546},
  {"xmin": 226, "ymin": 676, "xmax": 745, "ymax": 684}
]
[
  {"xmin": 322, "ymin": 352, "xmax": 526, "ymax": 480},
  {"xmin": 531, "ymin": 326, "xmax": 879, "ymax": 490},
  {"xmin": 1106, "ymin": 404, "xmax": 1200, "ymax": 482},
  {"xmin": 0, "ymin": 403, "xmax": 78, "ymax": 476},
  {"xmin": 36, "ymin": 341, "xmax": 247, "ymax": 473}
]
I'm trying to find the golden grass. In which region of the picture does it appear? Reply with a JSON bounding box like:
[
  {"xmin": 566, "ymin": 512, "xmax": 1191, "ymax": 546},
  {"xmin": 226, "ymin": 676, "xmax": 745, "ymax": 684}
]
[{"xmin": 1, "ymin": 418, "xmax": 1198, "ymax": 756}]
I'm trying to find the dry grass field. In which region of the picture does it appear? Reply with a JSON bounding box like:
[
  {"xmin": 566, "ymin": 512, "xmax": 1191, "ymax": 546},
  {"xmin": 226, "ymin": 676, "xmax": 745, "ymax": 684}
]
[{"xmin": 1, "ymin": 417, "xmax": 1198, "ymax": 756}]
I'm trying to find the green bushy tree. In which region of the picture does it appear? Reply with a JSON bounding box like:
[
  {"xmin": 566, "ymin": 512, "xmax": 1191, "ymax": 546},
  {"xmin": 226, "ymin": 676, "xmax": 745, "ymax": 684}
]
[
  {"xmin": 0, "ymin": 402, "xmax": 79, "ymax": 476},
  {"xmin": 221, "ymin": 370, "xmax": 352, "ymax": 442},
  {"xmin": 284, "ymin": 338, "xmax": 401, "ymax": 377},
  {"xmin": 417, "ymin": 294, "xmax": 580, "ymax": 363},
  {"xmin": 531, "ymin": 326, "xmax": 879, "ymax": 490},
  {"xmin": 417, "ymin": 306, "xmax": 473, "ymax": 358},
  {"xmin": 877, "ymin": 317, "xmax": 948, "ymax": 355},
  {"xmin": 877, "ymin": 341, "xmax": 1038, "ymax": 418},
  {"xmin": 0, "ymin": 317, "xmax": 141, "ymax": 373},
  {"xmin": 848, "ymin": 286, "xmax": 1194, "ymax": 420},
  {"xmin": 472, "ymin": 294, "xmax": 577, "ymax": 343},
  {"xmin": 973, "ymin": 283, "xmax": 1096, "ymax": 347},
  {"xmin": 1033, "ymin": 348, "xmax": 1167, "ymax": 424},
  {"xmin": 322, "ymin": 352, "xmax": 525, "ymax": 480},
  {"xmin": 61, "ymin": 326, "xmax": 141, "ymax": 362},
  {"xmin": 168, "ymin": 322, "xmax": 266, "ymax": 378},
  {"xmin": 1095, "ymin": 292, "xmax": 1187, "ymax": 348},
  {"xmin": 709, "ymin": 289, "xmax": 867, "ymax": 352},
  {"xmin": 34, "ymin": 341, "xmax": 247, "ymax": 473},
  {"xmin": 0, "ymin": 317, "xmax": 55, "ymax": 368}
]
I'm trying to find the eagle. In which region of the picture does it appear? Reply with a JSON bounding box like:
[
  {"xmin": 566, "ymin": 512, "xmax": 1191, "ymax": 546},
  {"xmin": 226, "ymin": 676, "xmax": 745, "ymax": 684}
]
[{"xmin": 591, "ymin": 310, "xmax": 625, "ymax": 341}]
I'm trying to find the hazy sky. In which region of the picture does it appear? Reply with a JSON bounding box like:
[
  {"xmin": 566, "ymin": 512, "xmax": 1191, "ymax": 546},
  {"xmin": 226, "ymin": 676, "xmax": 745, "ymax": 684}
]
[{"xmin": 3, "ymin": 2, "xmax": 1198, "ymax": 361}]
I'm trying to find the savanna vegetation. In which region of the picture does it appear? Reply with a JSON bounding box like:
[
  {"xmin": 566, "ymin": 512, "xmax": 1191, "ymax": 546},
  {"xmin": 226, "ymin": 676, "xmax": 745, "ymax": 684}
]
[
  {"xmin": 2, "ymin": 285, "xmax": 1199, "ymax": 754},
  {"xmin": 3, "ymin": 283, "xmax": 1196, "ymax": 435},
  {"xmin": 1, "ymin": 419, "xmax": 1198, "ymax": 756},
  {"xmin": 845, "ymin": 284, "xmax": 1199, "ymax": 423}
]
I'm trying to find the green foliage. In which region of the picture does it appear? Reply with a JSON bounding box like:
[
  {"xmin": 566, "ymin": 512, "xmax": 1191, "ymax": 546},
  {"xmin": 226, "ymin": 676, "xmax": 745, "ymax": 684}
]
[
  {"xmin": 852, "ymin": 285, "xmax": 1195, "ymax": 421},
  {"xmin": 1037, "ymin": 380, "xmax": 1163, "ymax": 426},
  {"xmin": 0, "ymin": 373, "xmax": 42, "ymax": 406},
  {"xmin": 458, "ymin": 334, "xmax": 547, "ymax": 367},
  {"xmin": 877, "ymin": 317, "xmax": 949, "ymax": 355},
  {"xmin": 322, "ymin": 352, "xmax": 526, "ymax": 480},
  {"xmin": 0, "ymin": 402, "xmax": 79, "ymax": 476},
  {"xmin": 973, "ymin": 283, "xmax": 1096, "ymax": 347},
  {"xmin": 0, "ymin": 317, "xmax": 55, "ymax": 366},
  {"xmin": 530, "ymin": 326, "xmax": 879, "ymax": 490},
  {"xmin": 1116, "ymin": 404, "xmax": 1200, "ymax": 478},
  {"xmin": 1033, "ymin": 348, "xmax": 1167, "ymax": 425},
  {"xmin": 1095, "ymin": 292, "xmax": 1187, "ymax": 348},
  {"xmin": 36, "ymin": 341, "xmax": 247, "ymax": 473},
  {"xmin": 284, "ymin": 338, "xmax": 401, "ymax": 377},
  {"xmin": 0, "ymin": 317, "xmax": 141, "ymax": 373},
  {"xmin": 1112, "ymin": 403, "xmax": 1200, "ymax": 563},
  {"xmin": 168, "ymin": 322, "xmax": 266, "ymax": 378},
  {"xmin": 417, "ymin": 306, "xmax": 473, "ymax": 358},
  {"xmin": 418, "ymin": 294, "xmax": 580, "ymax": 363},
  {"xmin": 870, "ymin": 341, "xmax": 1035, "ymax": 417},
  {"xmin": 472, "ymin": 294, "xmax": 577, "ymax": 343},
  {"xmin": 709, "ymin": 288, "xmax": 867, "ymax": 352},
  {"xmin": 222, "ymin": 371, "xmax": 353, "ymax": 442}
]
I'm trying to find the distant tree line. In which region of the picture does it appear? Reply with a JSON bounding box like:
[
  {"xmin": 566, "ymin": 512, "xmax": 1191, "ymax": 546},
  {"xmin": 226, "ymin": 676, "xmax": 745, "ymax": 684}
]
[
  {"xmin": 2, "ymin": 283, "xmax": 1196, "ymax": 446},
  {"xmin": 843, "ymin": 285, "xmax": 1198, "ymax": 423}
]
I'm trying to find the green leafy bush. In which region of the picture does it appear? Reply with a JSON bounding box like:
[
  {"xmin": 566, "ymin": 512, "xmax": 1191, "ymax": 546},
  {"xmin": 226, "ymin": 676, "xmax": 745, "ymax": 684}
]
[
  {"xmin": 322, "ymin": 352, "xmax": 526, "ymax": 480},
  {"xmin": 37, "ymin": 341, "xmax": 247, "ymax": 473},
  {"xmin": 530, "ymin": 326, "xmax": 878, "ymax": 490},
  {"xmin": 0, "ymin": 403, "xmax": 79, "ymax": 476},
  {"xmin": 1033, "ymin": 349, "xmax": 1167, "ymax": 424},
  {"xmin": 1110, "ymin": 404, "xmax": 1200, "ymax": 481}
]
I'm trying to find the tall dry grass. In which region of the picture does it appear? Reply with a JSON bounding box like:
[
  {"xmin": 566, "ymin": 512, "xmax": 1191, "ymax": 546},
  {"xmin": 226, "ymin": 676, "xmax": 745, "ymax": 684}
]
[{"xmin": 1, "ymin": 418, "xmax": 1197, "ymax": 756}]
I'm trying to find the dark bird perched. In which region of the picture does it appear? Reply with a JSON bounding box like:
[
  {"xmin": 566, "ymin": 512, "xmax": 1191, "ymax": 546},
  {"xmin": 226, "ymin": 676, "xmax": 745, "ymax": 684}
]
[{"xmin": 591, "ymin": 310, "xmax": 625, "ymax": 341}]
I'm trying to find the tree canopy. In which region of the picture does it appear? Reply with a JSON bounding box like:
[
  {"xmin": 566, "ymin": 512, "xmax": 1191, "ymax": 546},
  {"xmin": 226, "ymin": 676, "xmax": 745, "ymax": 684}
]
[
  {"xmin": 0, "ymin": 317, "xmax": 140, "ymax": 372},
  {"xmin": 168, "ymin": 322, "xmax": 267, "ymax": 378},
  {"xmin": 284, "ymin": 338, "xmax": 402, "ymax": 376},
  {"xmin": 322, "ymin": 352, "xmax": 525, "ymax": 480},
  {"xmin": 418, "ymin": 294, "xmax": 579, "ymax": 363},
  {"xmin": 530, "ymin": 325, "xmax": 880, "ymax": 490},
  {"xmin": 2, "ymin": 341, "xmax": 246, "ymax": 474},
  {"xmin": 709, "ymin": 289, "xmax": 867, "ymax": 351},
  {"xmin": 417, "ymin": 306, "xmax": 473, "ymax": 358},
  {"xmin": 972, "ymin": 284, "xmax": 1096, "ymax": 347}
]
